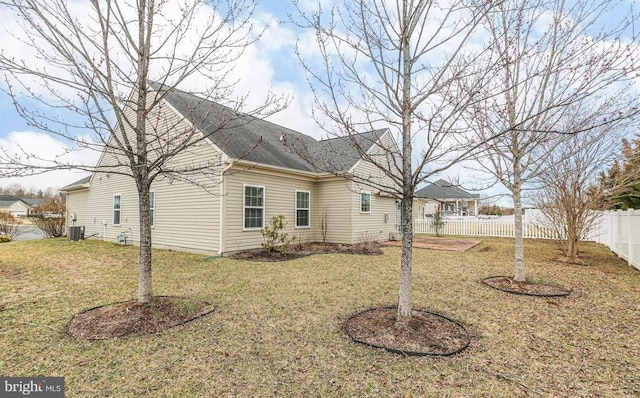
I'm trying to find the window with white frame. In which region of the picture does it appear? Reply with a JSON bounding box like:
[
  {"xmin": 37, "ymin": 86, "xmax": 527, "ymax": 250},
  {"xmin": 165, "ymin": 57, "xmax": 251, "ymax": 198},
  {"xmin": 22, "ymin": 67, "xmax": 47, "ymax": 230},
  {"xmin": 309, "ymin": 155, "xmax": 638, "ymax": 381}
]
[
  {"xmin": 149, "ymin": 191, "xmax": 155, "ymax": 227},
  {"xmin": 244, "ymin": 185, "xmax": 264, "ymax": 229},
  {"xmin": 295, "ymin": 190, "xmax": 310, "ymax": 228},
  {"xmin": 360, "ymin": 191, "xmax": 371, "ymax": 213},
  {"xmin": 113, "ymin": 194, "xmax": 121, "ymax": 225}
]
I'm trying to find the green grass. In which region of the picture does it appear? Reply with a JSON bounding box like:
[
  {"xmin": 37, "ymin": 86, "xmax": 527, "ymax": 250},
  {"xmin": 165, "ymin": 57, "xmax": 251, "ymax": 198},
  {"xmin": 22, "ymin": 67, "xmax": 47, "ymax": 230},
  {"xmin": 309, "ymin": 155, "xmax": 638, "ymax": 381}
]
[{"xmin": 1, "ymin": 237, "xmax": 639, "ymax": 397}]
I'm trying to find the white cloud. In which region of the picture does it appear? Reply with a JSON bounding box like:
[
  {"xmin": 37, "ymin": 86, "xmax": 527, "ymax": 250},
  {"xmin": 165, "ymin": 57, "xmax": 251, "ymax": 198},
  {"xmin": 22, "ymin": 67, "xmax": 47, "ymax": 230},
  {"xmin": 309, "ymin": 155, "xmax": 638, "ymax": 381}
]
[{"xmin": 0, "ymin": 130, "xmax": 98, "ymax": 191}]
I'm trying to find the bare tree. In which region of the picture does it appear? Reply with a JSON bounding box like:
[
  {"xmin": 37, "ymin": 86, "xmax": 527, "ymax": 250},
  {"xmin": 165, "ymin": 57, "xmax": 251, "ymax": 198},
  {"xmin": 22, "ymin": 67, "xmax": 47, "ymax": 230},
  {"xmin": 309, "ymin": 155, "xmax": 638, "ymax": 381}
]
[
  {"xmin": 32, "ymin": 195, "xmax": 67, "ymax": 238},
  {"xmin": 0, "ymin": 211, "xmax": 22, "ymax": 239},
  {"xmin": 295, "ymin": 0, "xmax": 498, "ymax": 325},
  {"xmin": 0, "ymin": 0, "xmax": 285, "ymax": 303},
  {"xmin": 464, "ymin": 0, "xmax": 640, "ymax": 281},
  {"xmin": 534, "ymin": 118, "xmax": 621, "ymax": 262},
  {"xmin": 0, "ymin": 184, "xmax": 55, "ymax": 198}
]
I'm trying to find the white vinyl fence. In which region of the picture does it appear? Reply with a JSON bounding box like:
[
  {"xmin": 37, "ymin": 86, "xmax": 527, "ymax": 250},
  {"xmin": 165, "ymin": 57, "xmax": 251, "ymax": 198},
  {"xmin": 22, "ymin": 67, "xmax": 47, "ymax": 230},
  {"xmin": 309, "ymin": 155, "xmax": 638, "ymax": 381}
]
[
  {"xmin": 413, "ymin": 210, "xmax": 640, "ymax": 271},
  {"xmin": 592, "ymin": 209, "xmax": 640, "ymax": 271},
  {"xmin": 414, "ymin": 216, "xmax": 561, "ymax": 240}
]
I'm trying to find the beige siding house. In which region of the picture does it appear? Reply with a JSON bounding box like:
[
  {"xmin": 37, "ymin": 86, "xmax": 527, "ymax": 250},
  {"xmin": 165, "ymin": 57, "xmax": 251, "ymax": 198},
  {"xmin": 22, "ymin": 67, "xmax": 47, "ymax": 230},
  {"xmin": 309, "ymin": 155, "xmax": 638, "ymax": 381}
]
[{"xmin": 62, "ymin": 85, "xmax": 400, "ymax": 255}]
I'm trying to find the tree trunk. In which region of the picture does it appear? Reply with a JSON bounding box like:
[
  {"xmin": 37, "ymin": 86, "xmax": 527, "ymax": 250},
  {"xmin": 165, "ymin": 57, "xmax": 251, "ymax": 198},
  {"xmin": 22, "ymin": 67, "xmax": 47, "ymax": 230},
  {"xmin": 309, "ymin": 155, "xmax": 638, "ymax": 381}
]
[
  {"xmin": 137, "ymin": 182, "xmax": 153, "ymax": 304},
  {"xmin": 397, "ymin": 194, "xmax": 414, "ymax": 325},
  {"xmin": 567, "ymin": 233, "xmax": 579, "ymax": 262},
  {"xmin": 566, "ymin": 211, "xmax": 579, "ymax": 261},
  {"xmin": 135, "ymin": 1, "xmax": 152, "ymax": 304},
  {"xmin": 396, "ymin": 4, "xmax": 413, "ymax": 326},
  {"xmin": 513, "ymin": 182, "xmax": 526, "ymax": 282}
]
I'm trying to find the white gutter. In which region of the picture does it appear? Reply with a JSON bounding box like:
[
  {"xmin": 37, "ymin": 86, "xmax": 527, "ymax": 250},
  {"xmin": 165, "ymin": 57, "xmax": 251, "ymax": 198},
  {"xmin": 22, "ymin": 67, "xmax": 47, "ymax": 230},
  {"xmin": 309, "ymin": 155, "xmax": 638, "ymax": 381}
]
[{"xmin": 232, "ymin": 159, "xmax": 323, "ymax": 179}]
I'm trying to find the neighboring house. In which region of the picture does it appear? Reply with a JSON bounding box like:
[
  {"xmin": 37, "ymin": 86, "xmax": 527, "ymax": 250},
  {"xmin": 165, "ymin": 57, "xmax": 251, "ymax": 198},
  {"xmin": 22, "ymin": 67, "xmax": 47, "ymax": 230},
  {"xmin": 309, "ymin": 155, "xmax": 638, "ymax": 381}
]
[
  {"xmin": 61, "ymin": 85, "xmax": 400, "ymax": 256},
  {"xmin": 22, "ymin": 198, "xmax": 46, "ymax": 215},
  {"xmin": 0, "ymin": 195, "xmax": 44, "ymax": 217},
  {"xmin": 414, "ymin": 179, "xmax": 480, "ymax": 218}
]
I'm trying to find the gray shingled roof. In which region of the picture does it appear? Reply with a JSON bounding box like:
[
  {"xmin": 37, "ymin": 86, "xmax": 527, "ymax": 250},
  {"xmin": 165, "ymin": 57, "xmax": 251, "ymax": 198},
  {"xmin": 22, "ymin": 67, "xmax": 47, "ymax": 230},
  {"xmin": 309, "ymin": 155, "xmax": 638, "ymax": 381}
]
[
  {"xmin": 22, "ymin": 198, "xmax": 45, "ymax": 206},
  {"xmin": 0, "ymin": 195, "xmax": 25, "ymax": 208},
  {"xmin": 315, "ymin": 130, "xmax": 388, "ymax": 172},
  {"xmin": 153, "ymin": 83, "xmax": 386, "ymax": 173},
  {"xmin": 0, "ymin": 195, "xmax": 40, "ymax": 208},
  {"xmin": 59, "ymin": 176, "xmax": 91, "ymax": 191},
  {"xmin": 0, "ymin": 200, "xmax": 20, "ymax": 208},
  {"xmin": 415, "ymin": 179, "xmax": 480, "ymax": 200}
]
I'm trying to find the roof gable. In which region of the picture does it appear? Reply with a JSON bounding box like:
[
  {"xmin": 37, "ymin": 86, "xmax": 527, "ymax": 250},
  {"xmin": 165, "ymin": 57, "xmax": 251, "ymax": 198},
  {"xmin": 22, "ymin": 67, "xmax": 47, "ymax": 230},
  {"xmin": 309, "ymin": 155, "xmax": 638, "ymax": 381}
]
[
  {"xmin": 0, "ymin": 195, "xmax": 42, "ymax": 208},
  {"xmin": 0, "ymin": 195, "xmax": 19, "ymax": 202},
  {"xmin": 316, "ymin": 129, "xmax": 388, "ymax": 173}
]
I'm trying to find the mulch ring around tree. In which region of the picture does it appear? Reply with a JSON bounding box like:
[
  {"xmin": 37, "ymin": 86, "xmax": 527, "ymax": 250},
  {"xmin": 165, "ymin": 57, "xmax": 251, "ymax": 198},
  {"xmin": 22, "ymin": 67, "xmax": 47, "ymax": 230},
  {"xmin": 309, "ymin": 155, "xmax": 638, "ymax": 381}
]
[
  {"xmin": 66, "ymin": 296, "xmax": 215, "ymax": 340},
  {"xmin": 482, "ymin": 276, "xmax": 571, "ymax": 297},
  {"xmin": 344, "ymin": 307, "xmax": 470, "ymax": 357}
]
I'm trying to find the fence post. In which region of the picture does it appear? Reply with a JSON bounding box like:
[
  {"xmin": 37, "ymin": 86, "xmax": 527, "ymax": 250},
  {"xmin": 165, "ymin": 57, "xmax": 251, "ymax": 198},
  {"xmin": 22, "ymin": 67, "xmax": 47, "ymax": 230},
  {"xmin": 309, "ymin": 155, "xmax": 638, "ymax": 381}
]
[
  {"xmin": 607, "ymin": 211, "xmax": 613, "ymax": 248},
  {"xmin": 629, "ymin": 209, "xmax": 635, "ymax": 268}
]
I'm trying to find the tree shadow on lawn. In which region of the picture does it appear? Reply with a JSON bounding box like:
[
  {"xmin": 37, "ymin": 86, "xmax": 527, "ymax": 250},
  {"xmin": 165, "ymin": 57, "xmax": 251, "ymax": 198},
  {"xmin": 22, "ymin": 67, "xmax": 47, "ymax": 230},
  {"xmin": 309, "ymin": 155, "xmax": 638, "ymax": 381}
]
[{"xmin": 482, "ymin": 276, "xmax": 572, "ymax": 297}]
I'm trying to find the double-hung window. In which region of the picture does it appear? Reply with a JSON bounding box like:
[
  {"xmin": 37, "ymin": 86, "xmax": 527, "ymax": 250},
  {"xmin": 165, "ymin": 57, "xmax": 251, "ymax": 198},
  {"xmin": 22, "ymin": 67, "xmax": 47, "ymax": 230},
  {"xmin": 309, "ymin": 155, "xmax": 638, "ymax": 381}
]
[
  {"xmin": 244, "ymin": 185, "xmax": 264, "ymax": 230},
  {"xmin": 360, "ymin": 192, "xmax": 371, "ymax": 213},
  {"xmin": 113, "ymin": 194, "xmax": 122, "ymax": 225},
  {"xmin": 295, "ymin": 190, "xmax": 310, "ymax": 228}
]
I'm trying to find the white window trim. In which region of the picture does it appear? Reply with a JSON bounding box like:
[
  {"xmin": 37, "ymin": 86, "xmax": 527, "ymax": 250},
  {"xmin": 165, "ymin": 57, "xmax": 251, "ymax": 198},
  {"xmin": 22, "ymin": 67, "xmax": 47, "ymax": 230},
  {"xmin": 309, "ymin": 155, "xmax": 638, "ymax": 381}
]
[
  {"xmin": 113, "ymin": 194, "xmax": 122, "ymax": 226},
  {"xmin": 295, "ymin": 190, "xmax": 311, "ymax": 229},
  {"xmin": 243, "ymin": 184, "xmax": 265, "ymax": 231},
  {"xmin": 149, "ymin": 190, "xmax": 155, "ymax": 228},
  {"xmin": 360, "ymin": 191, "xmax": 371, "ymax": 214}
]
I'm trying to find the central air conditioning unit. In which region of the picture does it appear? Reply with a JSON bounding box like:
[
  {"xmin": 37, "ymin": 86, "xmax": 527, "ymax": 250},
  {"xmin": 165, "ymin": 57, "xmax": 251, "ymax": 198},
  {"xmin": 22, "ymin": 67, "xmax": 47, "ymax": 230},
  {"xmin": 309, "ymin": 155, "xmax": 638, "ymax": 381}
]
[{"xmin": 68, "ymin": 226, "xmax": 85, "ymax": 241}]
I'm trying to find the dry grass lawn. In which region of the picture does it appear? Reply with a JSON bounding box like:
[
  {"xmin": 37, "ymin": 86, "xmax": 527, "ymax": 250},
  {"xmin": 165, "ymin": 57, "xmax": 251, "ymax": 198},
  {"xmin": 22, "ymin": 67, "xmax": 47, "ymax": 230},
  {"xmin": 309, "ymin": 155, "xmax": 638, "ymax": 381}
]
[{"xmin": 0, "ymin": 237, "xmax": 639, "ymax": 397}]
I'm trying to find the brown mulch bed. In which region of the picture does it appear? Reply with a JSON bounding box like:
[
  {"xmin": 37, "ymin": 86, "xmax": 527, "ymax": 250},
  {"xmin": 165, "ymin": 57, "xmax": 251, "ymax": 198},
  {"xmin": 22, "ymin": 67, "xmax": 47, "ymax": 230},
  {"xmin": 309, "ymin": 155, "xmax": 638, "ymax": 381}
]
[
  {"xmin": 229, "ymin": 242, "xmax": 383, "ymax": 262},
  {"xmin": 66, "ymin": 296, "xmax": 215, "ymax": 340},
  {"xmin": 384, "ymin": 237, "xmax": 481, "ymax": 252},
  {"xmin": 344, "ymin": 307, "xmax": 470, "ymax": 356},
  {"xmin": 482, "ymin": 276, "xmax": 571, "ymax": 297}
]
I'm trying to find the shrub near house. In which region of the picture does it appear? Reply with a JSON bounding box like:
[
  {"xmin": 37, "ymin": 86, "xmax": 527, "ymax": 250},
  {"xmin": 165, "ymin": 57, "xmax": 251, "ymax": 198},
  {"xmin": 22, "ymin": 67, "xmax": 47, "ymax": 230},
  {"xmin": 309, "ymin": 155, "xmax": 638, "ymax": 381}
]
[
  {"xmin": 0, "ymin": 211, "xmax": 21, "ymax": 240},
  {"xmin": 31, "ymin": 196, "xmax": 66, "ymax": 238}
]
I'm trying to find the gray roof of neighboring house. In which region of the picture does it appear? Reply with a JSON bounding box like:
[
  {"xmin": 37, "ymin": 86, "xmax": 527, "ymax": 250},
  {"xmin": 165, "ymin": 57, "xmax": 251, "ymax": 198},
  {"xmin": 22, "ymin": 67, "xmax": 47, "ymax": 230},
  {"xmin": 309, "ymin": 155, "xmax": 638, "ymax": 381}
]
[
  {"xmin": 0, "ymin": 199, "xmax": 21, "ymax": 208},
  {"xmin": 415, "ymin": 179, "xmax": 480, "ymax": 200},
  {"xmin": 0, "ymin": 195, "xmax": 21, "ymax": 202},
  {"xmin": 22, "ymin": 198, "xmax": 46, "ymax": 206},
  {"xmin": 153, "ymin": 83, "xmax": 387, "ymax": 173},
  {"xmin": 0, "ymin": 195, "xmax": 40, "ymax": 208},
  {"xmin": 60, "ymin": 176, "xmax": 91, "ymax": 191}
]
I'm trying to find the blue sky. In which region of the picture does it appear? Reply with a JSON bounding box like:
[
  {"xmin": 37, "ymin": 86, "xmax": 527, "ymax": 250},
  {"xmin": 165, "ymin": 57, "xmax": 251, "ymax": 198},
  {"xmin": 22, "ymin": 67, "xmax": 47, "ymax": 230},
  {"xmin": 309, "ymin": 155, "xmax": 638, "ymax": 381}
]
[
  {"xmin": 0, "ymin": 0, "xmax": 636, "ymax": 205},
  {"xmin": 0, "ymin": 1, "xmax": 321, "ymax": 193}
]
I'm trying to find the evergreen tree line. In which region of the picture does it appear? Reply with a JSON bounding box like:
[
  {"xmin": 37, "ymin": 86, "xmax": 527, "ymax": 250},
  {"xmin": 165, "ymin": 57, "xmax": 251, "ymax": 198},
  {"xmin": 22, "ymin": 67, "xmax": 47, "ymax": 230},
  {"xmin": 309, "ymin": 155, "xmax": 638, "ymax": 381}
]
[{"xmin": 595, "ymin": 134, "xmax": 640, "ymax": 210}]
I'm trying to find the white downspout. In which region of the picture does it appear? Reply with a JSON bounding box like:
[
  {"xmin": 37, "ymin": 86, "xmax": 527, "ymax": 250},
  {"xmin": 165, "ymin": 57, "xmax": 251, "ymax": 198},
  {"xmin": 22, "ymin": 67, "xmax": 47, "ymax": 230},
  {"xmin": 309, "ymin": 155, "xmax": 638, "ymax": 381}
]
[{"xmin": 218, "ymin": 162, "xmax": 234, "ymax": 255}]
